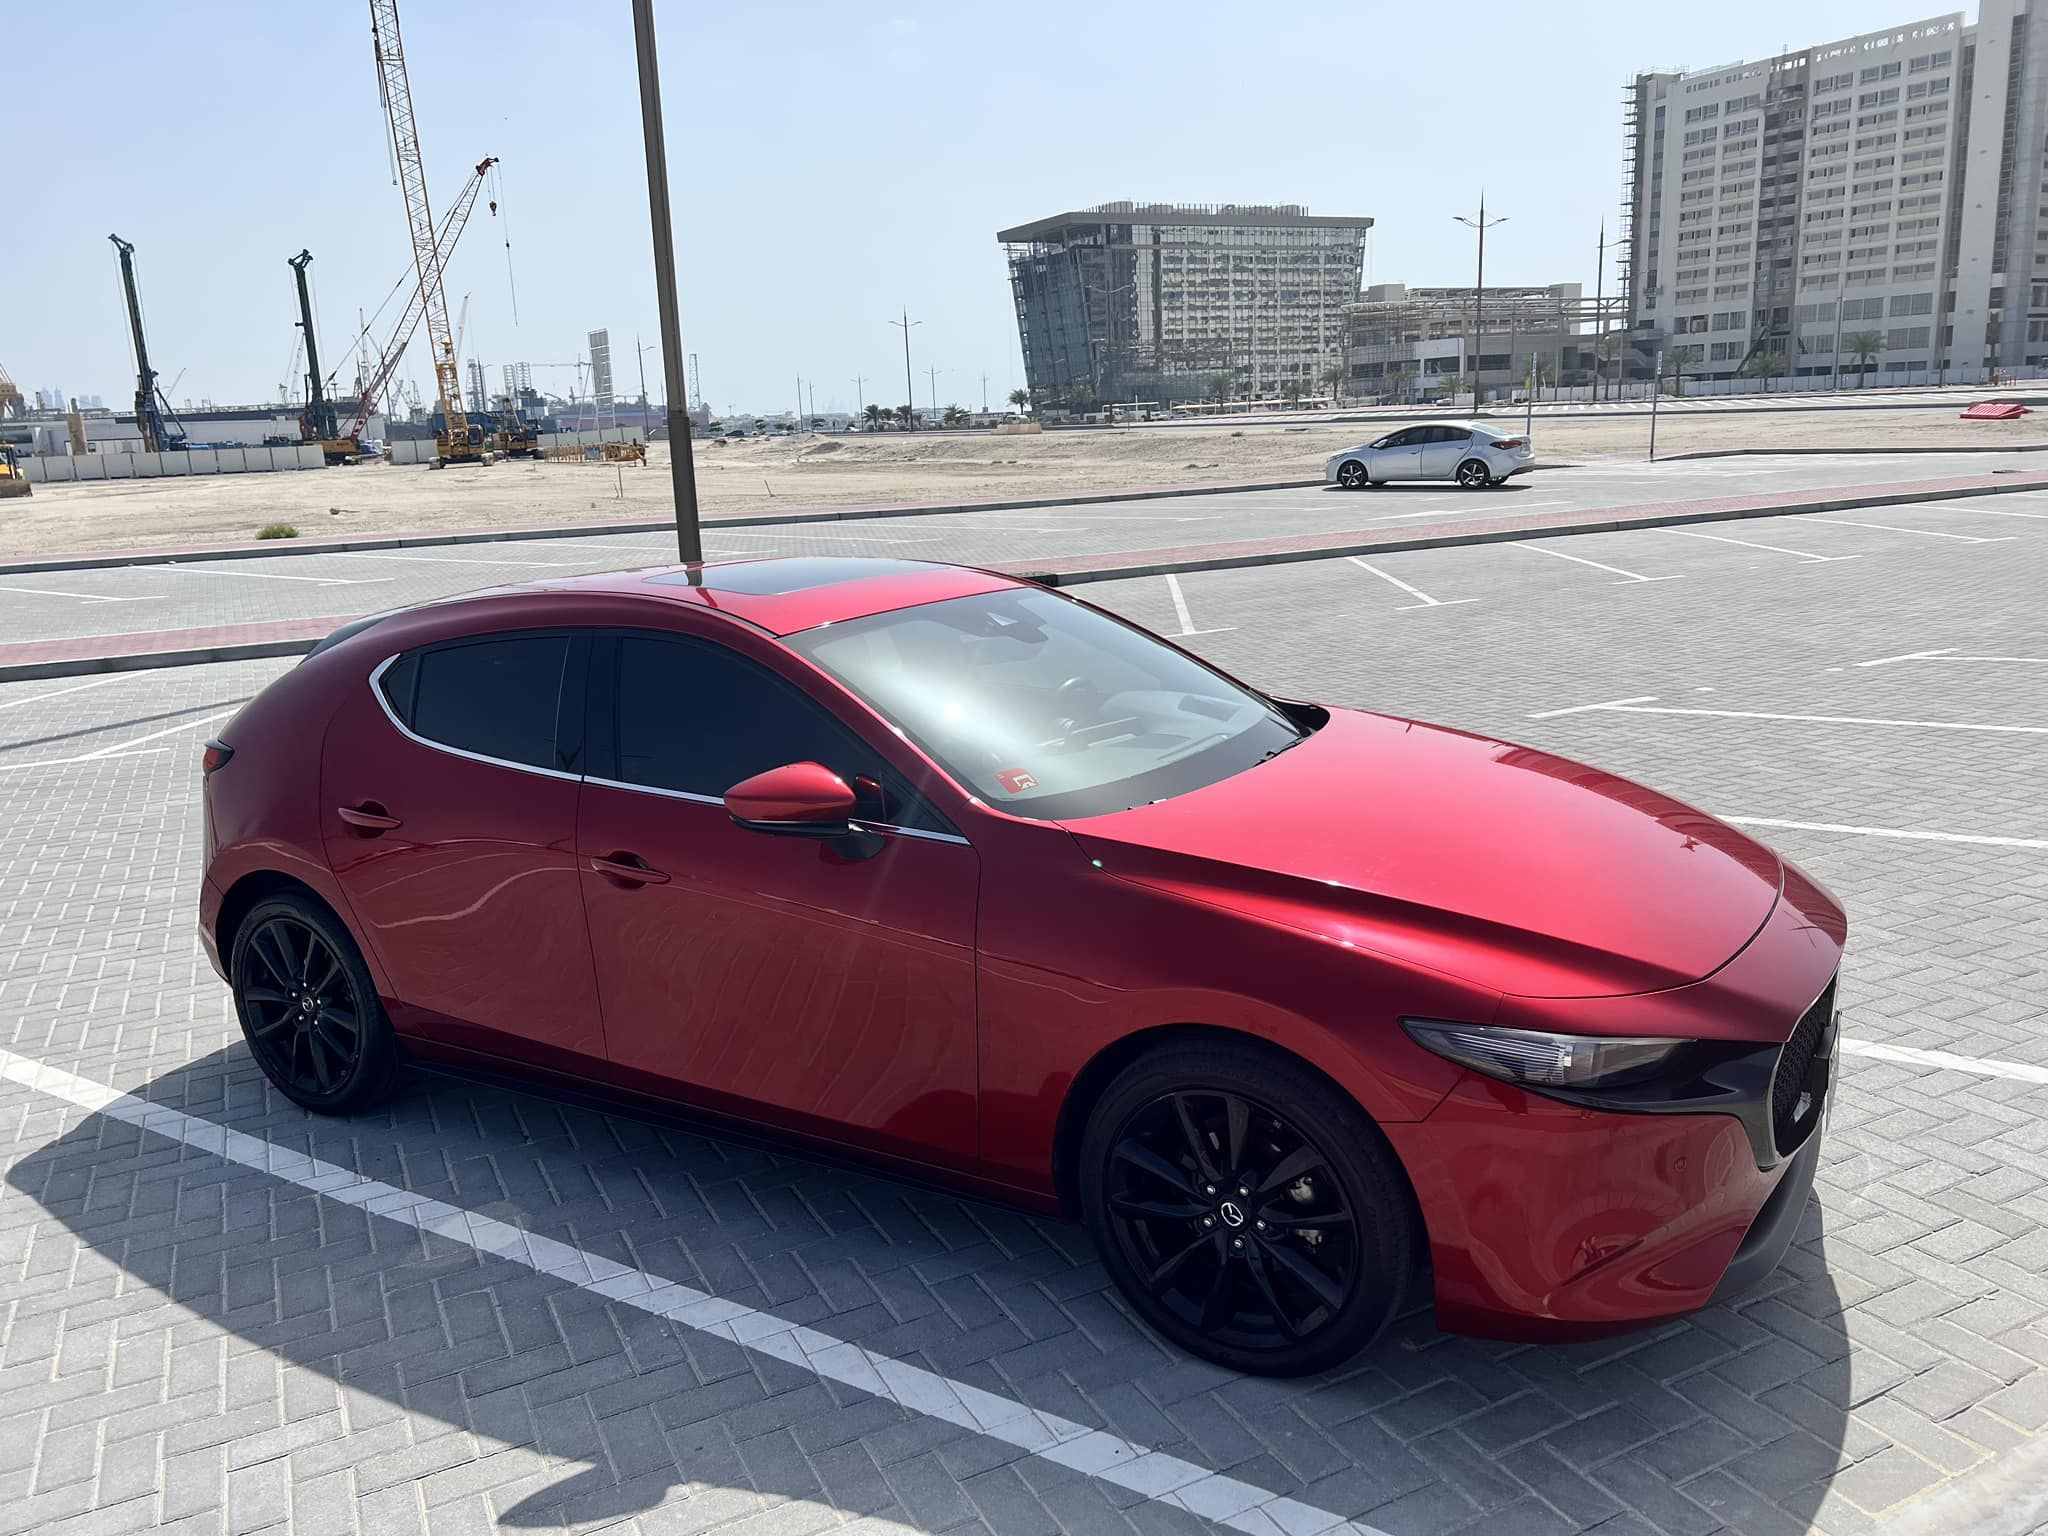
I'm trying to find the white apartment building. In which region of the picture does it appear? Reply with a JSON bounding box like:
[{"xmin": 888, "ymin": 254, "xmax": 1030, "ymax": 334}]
[{"xmin": 1624, "ymin": 3, "xmax": 2048, "ymax": 380}]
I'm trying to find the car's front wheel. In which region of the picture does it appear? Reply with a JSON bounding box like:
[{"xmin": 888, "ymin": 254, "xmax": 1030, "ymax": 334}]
[
  {"xmin": 1455, "ymin": 458, "xmax": 1494, "ymax": 489},
  {"xmin": 1335, "ymin": 459, "xmax": 1369, "ymax": 490},
  {"xmin": 231, "ymin": 892, "xmax": 398, "ymax": 1114},
  {"xmin": 1079, "ymin": 1038, "xmax": 1417, "ymax": 1375}
]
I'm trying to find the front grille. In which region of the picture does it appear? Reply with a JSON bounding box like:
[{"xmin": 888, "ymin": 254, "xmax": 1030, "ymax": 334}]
[{"xmin": 1771, "ymin": 978, "xmax": 1834, "ymax": 1154}]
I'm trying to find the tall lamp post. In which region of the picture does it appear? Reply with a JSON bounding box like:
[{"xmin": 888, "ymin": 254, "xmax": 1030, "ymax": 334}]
[
  {"xmin": 630, "ymin": 0, "xmax": 701, "ymax": 562},
  {"xmin": 1453, "ymin": 196, "xmax": 1508, "ymax": 407},
  {"xmin": 890, "ymin": 309, "xmax": 920, "ymax": 424}
]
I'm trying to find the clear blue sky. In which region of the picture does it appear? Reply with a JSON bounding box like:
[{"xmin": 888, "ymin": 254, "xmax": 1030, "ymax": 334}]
[{"xmin": 7, "ymin": 0, "xmax": 1931, "ymax": 418}]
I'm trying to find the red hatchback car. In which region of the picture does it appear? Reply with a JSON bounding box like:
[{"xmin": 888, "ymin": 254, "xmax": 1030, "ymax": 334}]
[{"xmin": 199, "ymin": 557, "xmax": 1844, "ymax": 1374}]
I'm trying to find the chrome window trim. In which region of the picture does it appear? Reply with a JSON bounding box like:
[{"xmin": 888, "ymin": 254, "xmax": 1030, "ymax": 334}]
[
  {"xmin": 368, "ymin": 651, "xmax": 582, "ymax": 784},
  {"xmin": 583, "ymin": 772, "xmax": 971, "ymax": 846}
]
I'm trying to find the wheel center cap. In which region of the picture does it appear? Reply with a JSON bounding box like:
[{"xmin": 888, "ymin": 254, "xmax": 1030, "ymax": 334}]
[
  {"xmin": 300, "ymin": 997, "xmax": 315, "ymax": 1015},
  {"xmin": 1217, "ymin": 1201, "xmax": 1245, "ymax": 1229}
]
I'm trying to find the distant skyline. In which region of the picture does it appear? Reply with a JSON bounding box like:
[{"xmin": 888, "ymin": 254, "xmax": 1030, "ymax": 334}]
[{"xmin": 8, "ymin": 0, "xmax": 1939, "ymax": 417}]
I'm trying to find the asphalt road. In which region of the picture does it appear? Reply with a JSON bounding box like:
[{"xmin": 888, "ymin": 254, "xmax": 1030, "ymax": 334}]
[
  {"xmin": 0, "ymin": 500, "xmax": 2043, "ymax": 1534},
  {"xmin": 2, "ymin": 450, "xmax": 2045, "ymax": 649}
]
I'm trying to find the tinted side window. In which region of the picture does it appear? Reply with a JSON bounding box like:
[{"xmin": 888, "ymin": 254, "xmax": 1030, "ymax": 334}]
[
  {"xmin": 408, "ymin": 635, "xmax": 570, "ymax": 770},
  {"xmin": 1381, "ymin": 428, "xmax": 1419, "ymax": 448},
  {"xmin": 613, "ymin": 635, "xmax": 942, "ymax": 829}
]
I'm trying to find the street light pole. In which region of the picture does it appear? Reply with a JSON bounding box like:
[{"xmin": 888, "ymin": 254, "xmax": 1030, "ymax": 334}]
[
  {"xmin": 1594, "ymin": 221, "xmax": 1606, "ymax": 403},
  {"xmin": 890, "ymin": 309, "xmax": 920, "ymax": 424},
  {"xmin": 1453, "ymin": 195, "xmax": 1508, "ymax": 408},
  {"xmin": 850, "ymin": 374, "xmax": 867, "ymax": 425},
  {"xmin": 630, "ymin": 0, "xmax": 701, "ymax": 563}
]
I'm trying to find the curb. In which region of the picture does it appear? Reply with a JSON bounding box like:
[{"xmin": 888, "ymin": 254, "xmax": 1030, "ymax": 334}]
[
  {"xmin": 1882, "ymin": 1431, "xmax": 2048, "ymax": 1536},
  {"xmin": 1657, "ymin": 441, "xmax": 2048, "ymax": 462},
  {"xmin": 0, "ymin": 477, "xmax": 1323, "ymax": 578},
  {"xmin": 0, "ymin": 636, "xmax": 325, "ymax": 684}
]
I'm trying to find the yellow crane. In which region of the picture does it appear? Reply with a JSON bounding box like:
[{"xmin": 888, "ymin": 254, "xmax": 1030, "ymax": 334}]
[{"xmin": 368, "ymin": 1, "xmax": 486, "ymax": 468}]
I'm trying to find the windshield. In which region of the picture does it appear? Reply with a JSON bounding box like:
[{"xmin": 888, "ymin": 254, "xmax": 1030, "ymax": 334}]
[{"xmin": 785, "ymin": 588, "xmax": 1306, "ymax": 820}]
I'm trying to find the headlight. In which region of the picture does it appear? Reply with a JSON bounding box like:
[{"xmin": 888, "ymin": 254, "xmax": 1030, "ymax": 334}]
[{"xmin": 1403, "ymin": 1020, "xmax": 1688, "ymax": 1091}]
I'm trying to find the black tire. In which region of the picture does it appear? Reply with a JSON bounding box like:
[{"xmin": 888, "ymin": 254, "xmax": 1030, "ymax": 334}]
[
  {"xmin": 230, "ymin": 892, "xmax": 398, "ymax": 1114},
  {"xmin": 1455, "ymin": 458, "xmax": 1494, "ymax": 489},
  {"xmin": 1079, "ymin": 1038, "xmax": 1418, "ymax": 1376},
  {"xmin": 1335, "ymin": 459, "xmax": 1369, "ymax": 490}
]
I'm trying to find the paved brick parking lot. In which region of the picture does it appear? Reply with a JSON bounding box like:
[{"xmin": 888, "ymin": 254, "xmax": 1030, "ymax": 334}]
[{"xmin": 0, "ymin": 492, "xmax": 2043, "ymax": 1535}]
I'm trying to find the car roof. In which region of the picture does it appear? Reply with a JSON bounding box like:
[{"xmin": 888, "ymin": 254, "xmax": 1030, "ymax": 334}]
[{"xmin": 512, "ymin": 555, "xmax": 1026, "ymax": 637}]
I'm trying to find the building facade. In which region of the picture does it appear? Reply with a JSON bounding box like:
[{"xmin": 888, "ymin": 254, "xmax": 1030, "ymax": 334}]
[
  {"xmin": 1625, "ymin": 4, "xmax": 2048, "ymax": 382},
  {"xmin": 999, "ymin": 203, "xmax": 1371, "ymax": 408},
  {"xmin": 1345, "ymin": 283, "xmax": 1627, "ymax": 400}
]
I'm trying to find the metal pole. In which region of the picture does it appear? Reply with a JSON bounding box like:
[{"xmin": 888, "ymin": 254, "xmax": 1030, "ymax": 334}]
[
  {"xmin": 631, "ymin": 0, "xmax": 701, "ymax": 563},
  {"xmin": 1594, "ymin": 221, "xmax": 1606, "ymax": 402},
  {"xmin": 891, "ymin": 308, "xmax": 918, "ymax": 424},
  {"xmin": 1474, "ymin": 202, "xmax": 1485, "ymax": 405},
  {"xmin": 796, "ymin": 371, "xmax": 803, "ymax": 431},
  {"xmin": 808, "ymin": 380, "xmax": 815, "ymax": 430},
  {"xmin": 1831, "ymin": 259, "xmax": 1846, "ymax": 390},
  {"xmin": 1648, "ymin": 348, "xmax": 1664, "ymax": 461}
]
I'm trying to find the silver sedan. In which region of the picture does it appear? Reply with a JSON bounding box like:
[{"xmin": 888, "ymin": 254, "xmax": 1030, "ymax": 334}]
[{"xmin": 1325, "ymin": 422, "xmax": 1535, "ymax": 489}]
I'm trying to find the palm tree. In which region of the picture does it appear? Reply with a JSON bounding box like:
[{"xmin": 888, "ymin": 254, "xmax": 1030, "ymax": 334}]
[
  {"xmin": 1671, "ymin": 344, "xmax": 1705, "ymax": 393},
  {"xmin": 862, "ymin": 403, "xmax": 884, "ymax": 431},
  {"xmin": 1206, "ymin": 373, "xmax": 1235, "ymax": 404},
  {"xmin": 894, "ymin": 403, "xmax": 915, "ymax": 429},
  {"xmin": 1007, "ymin": 387, "xmax": 1030, "ymax": 414},
  {"xmin": 1741, "ymin": 351, "xmax": 1789, "ymax": 389},
  {"xmin": 942, "ymin": 404, "xmax": 969, "ymax": 426},
  {"xmin": 1384, "ymin": 362, "xmax": 1415, "ymax": 404},
  {"xmin": 1844, "ymin": 331, "xmax": 1883, "ymax": 387},
  {"xmin": 1595, "ymin": 335, "xmax": 1620, "ymax": 400},
  {"xmin": 1066, "ymin": 382, "xmax": 1096, "ymax": 413},
  {"xmin": 1320, "ymin": 364, "xmax": 1349, "ymax": 404}
]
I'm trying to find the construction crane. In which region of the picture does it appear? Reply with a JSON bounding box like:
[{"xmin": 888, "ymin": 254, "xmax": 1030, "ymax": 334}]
[
  {"xmin": 108, "ymin": 234, "xmax": 187, "ymax": 453},
  {"xmin": 368, "ymin": 0, "xmax": 484, "ymax": 468},
  {"xmin": 0, "ymin": 362, "xmax": 24, "ymax": 420},
  {"xmin": 288, "ymin": 250, "xmax": 363, "ymax": 464},
  {"xmin": 341, "ymin": 156, "xmax": 496, "ymax": 444}
]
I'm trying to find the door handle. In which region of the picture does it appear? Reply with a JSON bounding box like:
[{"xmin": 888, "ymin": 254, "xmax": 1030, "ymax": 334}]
[
  {"xmin": 337, "ymin": 802, "xmax": 402, "ymax": 832},
  {"xmin": 591, "ymin": 853, "xmax": 670, "ymax": 886}
]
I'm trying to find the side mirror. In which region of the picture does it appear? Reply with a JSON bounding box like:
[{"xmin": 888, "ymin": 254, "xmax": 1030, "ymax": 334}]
[{"xmin": 724, "ymin": 761, "xmax": 857, "ymax": 837}]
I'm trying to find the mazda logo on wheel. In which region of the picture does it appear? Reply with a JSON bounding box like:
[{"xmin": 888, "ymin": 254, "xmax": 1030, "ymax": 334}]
[{"xmin": 1218, "ymin": 1201, "xmax": 1245, "ymax": 1228}]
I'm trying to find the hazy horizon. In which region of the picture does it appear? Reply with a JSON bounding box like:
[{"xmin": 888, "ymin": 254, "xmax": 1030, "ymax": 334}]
[{"xmin": 8, "ymin": 0, "xmax": 1945, "ymax": 418}]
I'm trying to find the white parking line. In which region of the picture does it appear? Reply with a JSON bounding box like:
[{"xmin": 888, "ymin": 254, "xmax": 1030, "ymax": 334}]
[
  {"xmin": 0, "ymin": 1046, "xmax": 1396, "ymax": 1536},
  {"xmin": 1511, "ymin": 542, "xmax": 1681, "ymax": 584},
  {"xmin": 1345, "ymin": 557, "xmax": 1477, "ymax": 610},
  {"xmin": 1721, "ymin": 816, "xmax": 2048, "ymax": 849},
  {"xmin": 166, "ymin": 565, "xmax": 389, "ymax": 586},
  {"xmin": 0, "ymin": 709, "xmax": 236, "ymax": 771},
  {"xmin": 1530, "ymin": 696, "xmax": 2048, "ymax": 735},
  {"xmin": 0, "ymin": 584, "xmax": 162, "ymax": 604},
  {"xmin": 1932, "ymin": 504, "xmax": 2048, "ymax": 520},
  {"xmin": 0, "ymin": 675, "xmax": 135, "ymax": 712},
  {"xmin": 1663, "ymin": 528, "xmax": 1859, "ymax": 563},
  {"xmin": 323, "ymin": 551, "xmax": 614, "ymax": 568},
  {"xmin": 1857, "ymin": 648, "xmax": 1958, "ymax": 667},
  {"xmin": 1163, "ymin": 574, "xmax": 1235, "ymax": 637},
  {"xmin": 1857, "ymin": 647, "xmax": 2048, "ymax": 667},
  {"xmin": 1839, "ymin": 1039, "xmax": 2048, "ymax": 1087},
  {"xmin": 1810, "ymin": 518, "xmax": 2015, "ymax": 545}
]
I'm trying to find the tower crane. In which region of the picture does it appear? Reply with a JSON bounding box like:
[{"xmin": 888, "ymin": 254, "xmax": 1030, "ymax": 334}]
[
  {"xmin": 108, "ymin": 234, "xmax": 187, "ymax": 453},
  {"xmin": 368, "ymin": 0, "xmax": 484, "ymax": 468},
  {"xmin": 289, "ymin": 249, "xmax": 361, "ymax": 464}
]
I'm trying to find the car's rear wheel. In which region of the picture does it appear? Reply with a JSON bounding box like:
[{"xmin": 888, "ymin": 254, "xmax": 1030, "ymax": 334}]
[
  {"xmin": 1079, "ymin": 1038, "xmax": 1417, "ymax": 1375},
  {"xmin": 1335, "ymin": 459, "xmax": 1368, "ymax": 489},
  {"xmin": 1455, "ymin": 458, "xmax": 1494, "ymax": 488},
  {"xmin": 230, "ymin": 893, "xmax": 397, "ymax": 1114}
]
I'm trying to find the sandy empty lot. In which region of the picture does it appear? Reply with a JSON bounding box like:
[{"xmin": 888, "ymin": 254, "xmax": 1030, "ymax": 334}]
[{"xmin": 7, "ymin": 405, "xmax": 2044, "ymax": 557}]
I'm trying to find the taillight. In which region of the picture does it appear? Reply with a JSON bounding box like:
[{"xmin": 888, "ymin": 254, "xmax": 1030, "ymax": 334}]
[
  {"xmin": 201, "ymin": 739, "xmax": 234, "ymax": 774},
  {"xmin": 1489, "ymin": 437, "xmax": 1526, "ymax": 450}
]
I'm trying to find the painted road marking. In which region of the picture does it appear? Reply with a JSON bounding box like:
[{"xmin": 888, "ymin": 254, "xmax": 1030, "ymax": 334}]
[
  {"xmin": 1511, "ymin": 542, "xmax": 1682, "ymax": 583},
  {"xmin": 0, "ymin": 1045, "xmax": 1397, "ymax": 1536},
  {"xmin": 1840, "ymin": 1039, "xmax": 2048, "ymax": 1087},
  {"xmin": 0, "ymin": 675, "xmax": 136, "ymax": 712},
  {"xmin": 324, "ymin": 551, "xmax": 620, "ymax": 568},
  {"xmin": 0, "ymin": 709, "xmax": 237, "ymax": 772},
  {"xmin": 0, "ymin": 584, "xmax": 163, "ymax": 604},
  {"xmin": 1722, "ymin": 816, "xmax": 2048, "ymax": 849},
  {"xmin": 1345, "ymin": 557, "xmax": 1478, "ymax": 611},
  {"xmin": 166, "ymin": 565, "xmax": 390, "ymax": 587},
  {"xmin": 1527, "ymin": 696, "xmax": 2048, "ymax": 735},
  {"xmin": 1163, "ymin": 573, "xmax": 1234, "ymax": 637},
  {"xmin": 1663, "ymin": 528, "xmax": 1859, "ymax": 563},
  {"xmin": 1932, "ymin": 504, "xmax": 2048, "ymax": 520},
  {"xmin": 1810, "ymin": 518, "xmax": 2016, "ymax": 545},
  {"xmin": 1857, "ymin": 647, "xmax": 2048, "ymax": 667}
]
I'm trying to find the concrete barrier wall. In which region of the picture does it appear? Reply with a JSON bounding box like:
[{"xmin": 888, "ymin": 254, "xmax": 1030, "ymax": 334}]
[{"xmin": 20, "ymin": 444, "xmax": 326, "ymax": 482}]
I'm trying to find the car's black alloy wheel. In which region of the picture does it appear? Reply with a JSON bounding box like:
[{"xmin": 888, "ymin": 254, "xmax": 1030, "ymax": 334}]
[
  {"xmin": 1080, "ymin": 1040, "xmax": 1416, "ymax": 1375},
  {"xmin": 1336, "ymin": 459, "xmax": 1368, "ymax": 489},
  {"xmin": 231, "ymin": 893, "xmax": 397, "ymax": 1113},
  {"xmin": 1455, "ymin": 458, "xmax": 1492, "ymax": 488}
]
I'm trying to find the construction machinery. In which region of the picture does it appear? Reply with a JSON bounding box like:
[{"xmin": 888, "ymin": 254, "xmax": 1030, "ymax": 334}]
[
  {"xmin": 288, "ymin": 250, "xmax": 364, "ymax": 465},
  {"xmin": 368, "ymin": 1, "xmax": 488, "ymax": 468},
  {"xmin": 0, "ymin": 363, "xmax": 24, "ymax": 420},
  {"xmin": 108, "ymin": 235, "xmax": 188, "ymax": 453},
  {"xmin": 491, "ymin": 396, "xmax": 542, "ymax": 458},
  {"xmin": 0, "ymin": 444, "xmax": 29, "ymax": 499}
]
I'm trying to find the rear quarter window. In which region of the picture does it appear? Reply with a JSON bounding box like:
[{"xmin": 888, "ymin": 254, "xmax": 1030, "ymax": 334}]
[{"xmin": 388, "ymin": 635, "xmax": 572, "ymax": 771}]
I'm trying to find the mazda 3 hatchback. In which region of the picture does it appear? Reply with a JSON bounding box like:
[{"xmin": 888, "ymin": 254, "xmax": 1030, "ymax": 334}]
[{"xmin": 200, "ymin": 556, "xmax": 1842, "ymax": 1374}]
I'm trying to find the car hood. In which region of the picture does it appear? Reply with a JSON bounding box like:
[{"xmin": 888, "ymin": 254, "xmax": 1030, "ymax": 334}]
[{"xmin": 1059, "ymin": 707, "xmax": 1782, "ymax": 1004}]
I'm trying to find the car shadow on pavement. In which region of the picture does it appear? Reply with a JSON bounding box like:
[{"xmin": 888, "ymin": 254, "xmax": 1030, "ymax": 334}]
[{"xmin": 7, "ymin": 1045, "xmax": 1854, "ymax": 1533}]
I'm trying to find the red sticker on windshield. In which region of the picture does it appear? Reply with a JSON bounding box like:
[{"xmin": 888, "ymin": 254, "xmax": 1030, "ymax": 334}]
[{"xmin": 995, "ymin": 769, "xmax": 1040, "ymax": 794}]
